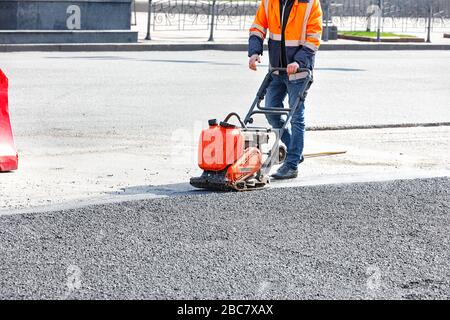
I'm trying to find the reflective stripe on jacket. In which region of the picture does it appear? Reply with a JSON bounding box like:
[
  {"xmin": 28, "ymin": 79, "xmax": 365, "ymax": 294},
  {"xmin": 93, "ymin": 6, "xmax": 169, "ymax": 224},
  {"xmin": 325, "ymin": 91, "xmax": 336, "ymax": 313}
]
[{"xmin": 248, "ymin": 0, "xmax": 323, "ymax": 70}]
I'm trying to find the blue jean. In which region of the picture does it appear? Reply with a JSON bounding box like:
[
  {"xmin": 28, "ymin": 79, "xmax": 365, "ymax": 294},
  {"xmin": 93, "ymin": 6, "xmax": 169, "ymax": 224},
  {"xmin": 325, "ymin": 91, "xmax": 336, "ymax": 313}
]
[{"xmin": 265, "ymin": 73, "xmax": 307, "ymax": 169}]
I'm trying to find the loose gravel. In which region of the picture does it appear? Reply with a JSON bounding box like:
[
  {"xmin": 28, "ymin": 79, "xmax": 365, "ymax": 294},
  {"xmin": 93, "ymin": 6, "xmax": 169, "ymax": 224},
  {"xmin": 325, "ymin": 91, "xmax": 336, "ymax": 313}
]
[{"xmin": 0, "ymin": 178, "xmax": 449, "ymax": 299}]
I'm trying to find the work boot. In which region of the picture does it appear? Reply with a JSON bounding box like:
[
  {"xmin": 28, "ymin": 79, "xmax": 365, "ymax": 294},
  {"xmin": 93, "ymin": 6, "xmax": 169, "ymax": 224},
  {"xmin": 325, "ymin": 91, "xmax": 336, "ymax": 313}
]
[{"xmin": 271, "ymin": 163, "xmax": 298, "ymax": 180}]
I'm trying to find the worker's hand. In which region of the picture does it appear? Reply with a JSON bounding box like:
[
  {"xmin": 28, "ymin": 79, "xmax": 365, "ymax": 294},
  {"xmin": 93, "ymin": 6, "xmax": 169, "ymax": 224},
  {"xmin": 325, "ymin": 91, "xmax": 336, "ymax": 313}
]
[
  {"xmin": 287, "ymin": 62, "xmax": 300, "ymax": 75},
  {"xmin": 249, "ymin": 54, "xmax": 261, "ymax": 71}
]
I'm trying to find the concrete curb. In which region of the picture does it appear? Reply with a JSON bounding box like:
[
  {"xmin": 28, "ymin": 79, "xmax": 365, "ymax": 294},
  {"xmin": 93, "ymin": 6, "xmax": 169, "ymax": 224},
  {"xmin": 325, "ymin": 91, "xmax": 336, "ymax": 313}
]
[
  {"xmin": 0, "ymin": 30, "xmax": 138, "ymax": 45},
  {"xmin": 337, "ymin": 34, "xmax": 425, "ymax": 43},
  {"xmin": 306, "ymin": 122, "xmax": 450, "ymax": 131},
  {"xmin": 1, "ymin": 42, "xmax": 450, "ymax": 52}
]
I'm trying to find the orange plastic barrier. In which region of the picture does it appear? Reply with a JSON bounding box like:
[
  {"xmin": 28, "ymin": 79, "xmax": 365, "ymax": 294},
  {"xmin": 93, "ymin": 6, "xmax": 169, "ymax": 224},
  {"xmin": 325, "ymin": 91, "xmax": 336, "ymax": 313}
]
[{"xmin": 0, "ymin": 69, "xmax": 18, "ymax": 171}]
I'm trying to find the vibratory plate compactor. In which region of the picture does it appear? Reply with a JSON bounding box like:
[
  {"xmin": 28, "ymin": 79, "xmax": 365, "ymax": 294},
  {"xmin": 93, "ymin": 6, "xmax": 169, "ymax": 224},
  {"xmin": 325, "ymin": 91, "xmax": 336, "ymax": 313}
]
[{"xmin": 190, "ymin": 67, "xmax": 313, "ymax": 191}]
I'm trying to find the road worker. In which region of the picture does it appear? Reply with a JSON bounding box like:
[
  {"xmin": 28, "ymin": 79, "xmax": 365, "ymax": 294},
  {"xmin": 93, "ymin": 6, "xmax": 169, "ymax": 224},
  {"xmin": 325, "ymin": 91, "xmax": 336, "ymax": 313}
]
[{"xmin": 248, "ymin": 0, "xmax": 323, "ymax": 179}]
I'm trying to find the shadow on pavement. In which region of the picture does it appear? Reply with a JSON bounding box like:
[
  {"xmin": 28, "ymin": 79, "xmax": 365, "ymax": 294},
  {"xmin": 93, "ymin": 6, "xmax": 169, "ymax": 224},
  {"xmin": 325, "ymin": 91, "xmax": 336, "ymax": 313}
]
[
  {"xmin": 107, "ymin": 182, "xmax": 215, "ymax": 197},
  {"xmin": 316, "ymin": 67, "xmax": 366, "ymax": 72},
  {"xmin": 258, "ymin": 64, "xmax": 366, "ymax": 72},
  {"xmin": 45, "ymin": 55, "xmax": 241, "ymax": 66},
  {"xmin": 44, "ymin": 57, "xmax": 365, "ymax": 71}
]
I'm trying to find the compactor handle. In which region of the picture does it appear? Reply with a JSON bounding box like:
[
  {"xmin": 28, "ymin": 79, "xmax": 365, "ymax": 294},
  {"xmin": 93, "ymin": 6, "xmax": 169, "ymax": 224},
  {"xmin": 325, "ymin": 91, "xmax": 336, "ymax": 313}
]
[{"xmin": 269, "ymin": 67, "xmax": 312, "ymax": 78}]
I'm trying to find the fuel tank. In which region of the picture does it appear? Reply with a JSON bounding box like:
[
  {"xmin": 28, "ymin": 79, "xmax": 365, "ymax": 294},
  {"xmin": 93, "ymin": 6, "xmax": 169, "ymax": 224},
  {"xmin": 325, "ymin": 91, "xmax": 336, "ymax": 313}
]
[{"xmin": 198, "ymin": 120, "xmax": 244, "ymax": 171}]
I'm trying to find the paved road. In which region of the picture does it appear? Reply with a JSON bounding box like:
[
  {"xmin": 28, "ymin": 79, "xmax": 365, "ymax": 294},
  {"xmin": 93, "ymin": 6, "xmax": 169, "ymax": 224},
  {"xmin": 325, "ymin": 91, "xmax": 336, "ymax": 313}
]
[
  {"xmin": 1, "ymin": 178, "xmax": 449, "ymax": 299},
  {"xmin": 0, "ymin": 50, "xmax": 449, "ymax": 210},
  {"xmin": 3, "ymin": 51, "xmax": 449, "ymax": 131}
]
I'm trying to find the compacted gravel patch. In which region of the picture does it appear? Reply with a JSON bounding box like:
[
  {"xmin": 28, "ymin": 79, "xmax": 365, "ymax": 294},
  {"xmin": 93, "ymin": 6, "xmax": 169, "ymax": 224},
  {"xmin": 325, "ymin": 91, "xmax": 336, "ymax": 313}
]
[{"xmin": 0, "ymin": 178, "xmax": 449, "ymax": 299}]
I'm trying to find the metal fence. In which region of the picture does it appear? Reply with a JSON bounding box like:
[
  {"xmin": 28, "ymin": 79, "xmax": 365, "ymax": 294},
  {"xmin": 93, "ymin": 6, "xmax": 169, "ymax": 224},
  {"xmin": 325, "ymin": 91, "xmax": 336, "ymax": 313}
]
[
  {"xmin": 143, "ymin": 0, "xmax": 450, "ymax": 40},
  {"xmin": 148, "ymin": 0, "xmax": 259, "ymax": 32},
  {"xmin": 328, "ymin": 0, "xmax": 450, "ymax": 32}
]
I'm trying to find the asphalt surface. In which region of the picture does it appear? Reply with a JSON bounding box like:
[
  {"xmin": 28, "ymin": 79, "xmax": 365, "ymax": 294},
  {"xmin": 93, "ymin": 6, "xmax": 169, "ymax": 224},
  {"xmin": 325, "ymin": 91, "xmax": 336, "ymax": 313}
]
[
  {"xmin": 3, "ymin": 51, "xmax": 450, "ymax": 132},
  {"xmin": 1, "ymin": 177, "xmax": 449, "ymax": 300}
]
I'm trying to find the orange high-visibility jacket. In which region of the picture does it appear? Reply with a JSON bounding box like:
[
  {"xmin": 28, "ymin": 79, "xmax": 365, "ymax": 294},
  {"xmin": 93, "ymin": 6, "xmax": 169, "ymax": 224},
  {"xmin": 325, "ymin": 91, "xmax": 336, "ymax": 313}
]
[{"xmin": 249, "ymin": 0, "xmax": 323, "ymax": 70}]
